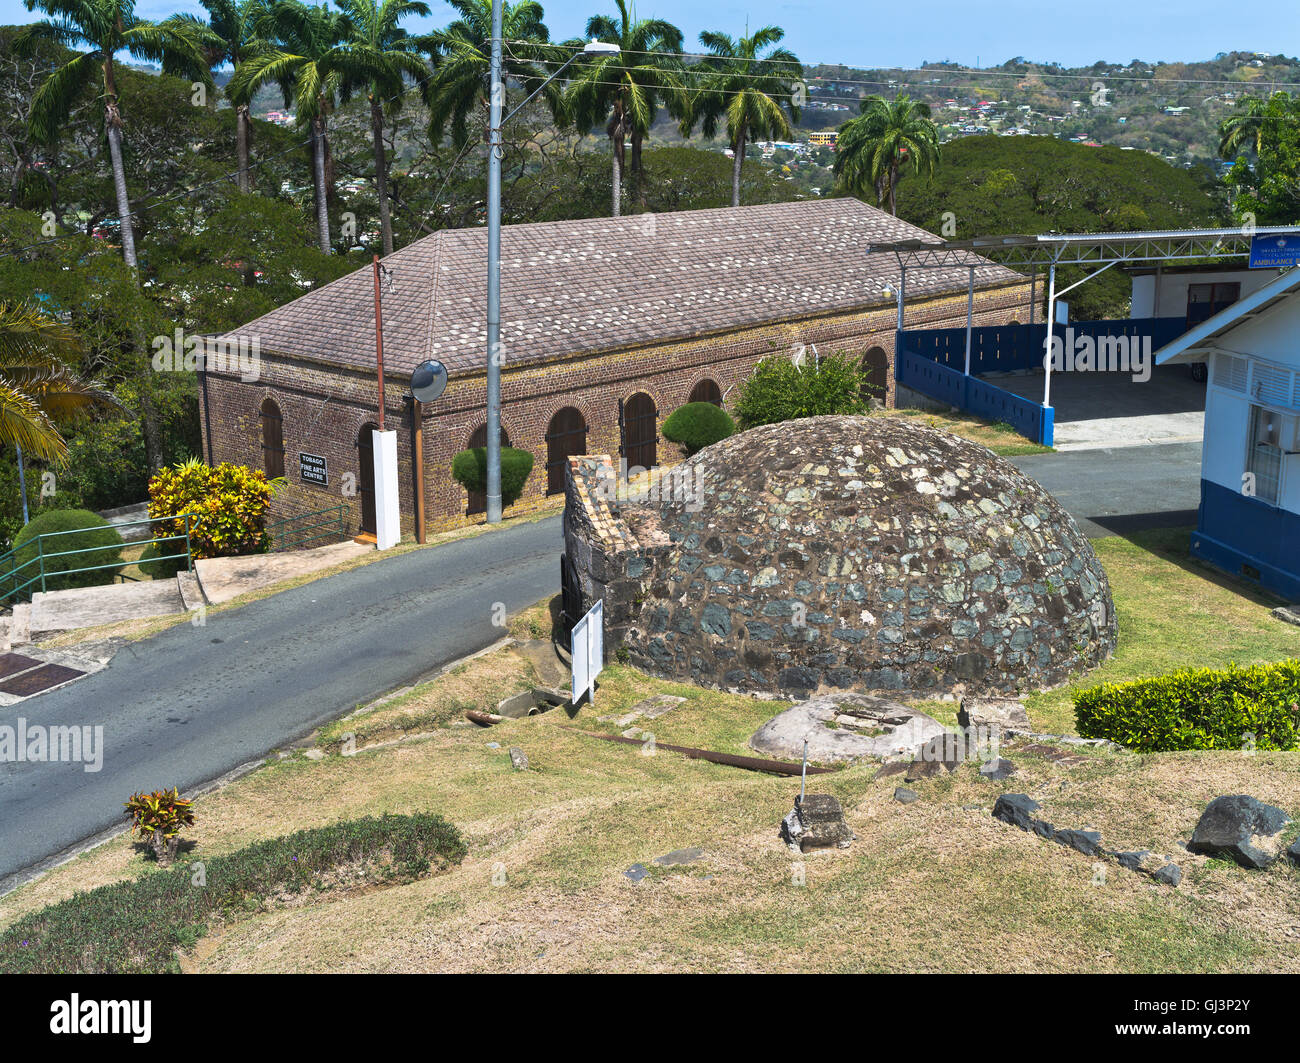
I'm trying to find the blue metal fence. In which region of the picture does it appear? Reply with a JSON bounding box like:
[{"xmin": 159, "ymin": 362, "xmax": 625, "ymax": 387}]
[
  {"xmin": 902, "ymin": 317, "xmax": 1188, "ymax": 375},
  {"xmin": 897, "ymin": 347, "xmax": 1055, "ymax": 447}
]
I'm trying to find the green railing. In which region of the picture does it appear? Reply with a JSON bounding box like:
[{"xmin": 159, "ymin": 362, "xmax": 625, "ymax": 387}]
[
  {"xmin": 0, "ymin": 513, "xmax": 196, "ymax": 606},
  {"xmin": 265, "ymin": 505, "xmax": 348, "ymax": 552}
]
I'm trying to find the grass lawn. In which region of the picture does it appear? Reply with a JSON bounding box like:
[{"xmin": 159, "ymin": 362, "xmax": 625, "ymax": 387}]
[
  {"xmin": 3, "ymin": 524, "xmax": 1296, "ymax": 973},
  {"xmin": 881, "ymin": 406, "xmax": 1054, "ymax": 457}
]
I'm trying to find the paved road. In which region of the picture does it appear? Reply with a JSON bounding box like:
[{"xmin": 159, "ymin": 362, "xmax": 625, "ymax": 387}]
[
  {"xmin": 1010, "ymin": 441, "xmax": 1202, "ymax": 539},
  {"xmin": 0, "ymin": 442, "xmax": 1203, "ymax": 890},
  {"xmin": 0, "ymin": 517, "xmax": 561, "ymax": 891}
]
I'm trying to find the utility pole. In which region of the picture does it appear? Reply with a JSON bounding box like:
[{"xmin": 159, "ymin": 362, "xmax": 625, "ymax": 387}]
[
  {"xmin": 372, "ymin": 254, "xmax": 386, "ymax": 431},
  {"xmin": 484, "ymin": 0, "xmax": 505, "ymax": 523}
]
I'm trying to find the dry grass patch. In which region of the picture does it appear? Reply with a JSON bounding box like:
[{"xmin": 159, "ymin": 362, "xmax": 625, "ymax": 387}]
[{"xmin": 7, "ymin": 677, "xmax": 1294, "ymax": 972}]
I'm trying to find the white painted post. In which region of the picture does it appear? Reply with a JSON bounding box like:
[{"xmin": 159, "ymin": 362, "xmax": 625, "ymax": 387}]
[
  {"xmin": 964, "ymin": 266, "xmax": 975, "ymax": 376},
  {"xmin": 897, "ymin": 266, "xmax": 906, "ymax": 331},
  {"xmin": 372, "ymin": 429, "xmax": 400, "ymax": 550},
  {"xmin": 1043, "ymin": 262, "xmax": 1057, "ymax": 409}
]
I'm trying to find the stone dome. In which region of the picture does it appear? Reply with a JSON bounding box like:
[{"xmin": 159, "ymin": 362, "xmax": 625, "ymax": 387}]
[{"xmin": 616, "ymin": 415, "xmax": 1116, "ymax": 698}]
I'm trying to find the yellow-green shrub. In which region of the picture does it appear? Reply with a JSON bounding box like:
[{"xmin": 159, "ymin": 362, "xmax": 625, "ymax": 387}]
[{"xmin": 148, "ymin": 458, "xmax": 277, "ymax": 560}]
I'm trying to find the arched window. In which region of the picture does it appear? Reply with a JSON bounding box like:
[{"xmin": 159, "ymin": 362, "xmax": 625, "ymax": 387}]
[
  {"xmin": 546, "ymin": 407, "xmax": 588, "ymax": 496},
  {"xmin": 465, "ymin": 422, "xmax": 511, "ymax": 515},
  {"xmin": 688, "ymin": 378, "xmax": 723, "ymax": 407},
  {"xmin": 260, "ymin": 397, "xmax": 285, "ymax": 478},
  {"xmin": 861, "ymin": 347, "xmax": 889, "ymax": 405},
  {"xmin": 621, "ymin": 393, "xmax": 657, "ymax": 472}
]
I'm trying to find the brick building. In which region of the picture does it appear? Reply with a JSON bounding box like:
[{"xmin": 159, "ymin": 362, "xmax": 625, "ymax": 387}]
[{"xmin": 201, "ymin": 198, "xmax": 1032, "ymax": 537}]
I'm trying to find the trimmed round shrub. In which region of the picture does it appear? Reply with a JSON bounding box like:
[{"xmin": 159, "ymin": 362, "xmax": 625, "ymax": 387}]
[
  {"xmin": 11, "ymin": 508, "xmax": 125, "ymax": 592},
  {"xmin": 661, "ymin": 401, "xmax": 735, "ymax": 455},
  {"xmin": 451, "ymin": 447, "xmax": 534, "ymax": 507}
]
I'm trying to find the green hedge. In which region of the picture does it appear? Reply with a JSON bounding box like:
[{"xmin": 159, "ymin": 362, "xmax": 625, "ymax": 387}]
[
  {"xmin": 0, "ymin": 812, "xmax": 466, "ymax": 973},
  {"xmin": 733, "ymin": 352, "xmax": 869, "ymax": 429},
  {"xmin": 1073, "ymin": 660, "xmax": 1300, "ymax": 752},
  {"xmin": 661, "ymin": 401, "xmax": 736, "ymax": 455},
  {"xmin": 7, "ymin": 508, "xmax": 124, "ymax": 594},
  {"xmin": 451, "ymin": 446, "xmax": 534, "ymax": 507}
]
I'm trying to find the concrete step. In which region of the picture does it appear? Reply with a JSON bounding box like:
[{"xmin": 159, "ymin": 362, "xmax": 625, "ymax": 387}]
[
  {"xmin": 176, "ymin": 570, "xmax": 206, "ymax": 612},
  {"xmin": 10, "ymin": 602, "xmax": 31, "ymax": 647},
  {"xmin": 29, "ymin": 580, "xmax": 186, "ymax": 638}
]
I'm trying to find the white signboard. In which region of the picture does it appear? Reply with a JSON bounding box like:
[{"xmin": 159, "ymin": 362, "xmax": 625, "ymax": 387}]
[{"xmin": 571, "ymin": 599, "xmax": 604, "ymax": 706}]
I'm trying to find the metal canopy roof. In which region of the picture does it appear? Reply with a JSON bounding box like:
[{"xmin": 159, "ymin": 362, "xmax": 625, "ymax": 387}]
[{"xmin": 868, "ymin": 226, "xmax": 1300, "ymax": 269}]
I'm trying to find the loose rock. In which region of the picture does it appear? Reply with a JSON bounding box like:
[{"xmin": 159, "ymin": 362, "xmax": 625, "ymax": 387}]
[
  {"xmin": 781, "ymin": 793, "xmax": 855, "ymax": 853},
  {"xmin": 894, "ymin": 787, "xmax": 919, "ymax": 805},
  {"xmin": 979, "ymin": 757, "xmax": 1016, "ymax": 781},
  {"xmin": 508, "ymin": 747, "xmax": 529, "ymax": 771},
  {"xmin": 1187, "ymin": 794, "xmax": 1292, "ymax": 869},
  {"xmin": 959, "ymin": 697, "xmax": 1032, "ymax": 732}
]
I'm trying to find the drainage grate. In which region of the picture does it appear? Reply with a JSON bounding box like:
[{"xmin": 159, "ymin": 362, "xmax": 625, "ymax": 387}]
[
  {"xmin": 0, "ymin": 663, "xmax": 85, "ymax": 696},
  {"xmin": 0, "ymin": 653, "xmax": 42, "ymax": 679}
]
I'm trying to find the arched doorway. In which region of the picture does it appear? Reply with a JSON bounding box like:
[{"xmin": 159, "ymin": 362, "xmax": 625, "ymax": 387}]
[
  {"xmin": 546, "ymin": 407, "xmax": 587, "ymax": 495},
  {"xmin": 260, "ymin": 397, "xmax": 285, "ymax": 478},
  {"xmin": 688, "ymin": 378, "xmax": 723, "ymax": 407},
  {"xmin": 621, "ymin": 393, "xmax": 657, "ymax": 472},
  {"xmin": 466, "ymin": 422, "xmax": 511, "ymax": 515},
  {"xmin": 356, "ymin": 422, "xmax": 377, "ymax": 535},
  {"xmin": 861, "ymin": 347, "xmax": 889, "ymax": 405}
]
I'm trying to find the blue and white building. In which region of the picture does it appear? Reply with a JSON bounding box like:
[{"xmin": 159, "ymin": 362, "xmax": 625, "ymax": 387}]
[{"xmin": 1156, "ymin": 267, "xmax": 1300, "ymax": 600}]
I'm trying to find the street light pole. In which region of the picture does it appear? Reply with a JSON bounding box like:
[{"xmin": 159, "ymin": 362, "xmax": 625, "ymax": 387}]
[
  {"xmin": 484, "ymin": 0, "xmax": 505, "ymax": 523},
  {"xmin": 483, "ymin": 23, "xmax": 619, "ymax": 523}
]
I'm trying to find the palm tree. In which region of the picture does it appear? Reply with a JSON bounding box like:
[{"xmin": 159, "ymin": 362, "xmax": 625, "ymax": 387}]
[
  {"xmin": 16, "ymin": 0, "xmax": 214, "ymax": 269},
  {"xmin": 565, "ymin": 2, "xmax": 684, "ymax": 214},
  {"xmin": 231, "ymin": 0, "xmax": 348, "ymax": 253},
  {"xmin": 424, "ymin": 0, "xmax": 552, "ymax": 151},
  {"xmin": 0, "ymin": 303, "xmax": 113, "ymax": 463},
  {"xmin": 687, "ymin": 26, "xmax": 801, "ymax": 208},
  {"xmin": 835, "ymin": 94, "xmax": 940, "ymax": 216},
  {"xmin": 1218, "ymin": 93, "xmax": 1271, "ymax": 161},
  {"xmin": 334, "ymin": 0, "xmax": 433, "ymax": 256},
  {"xmin": 166, "ymin": 0, "xmax": 274, "ymax": 196}
]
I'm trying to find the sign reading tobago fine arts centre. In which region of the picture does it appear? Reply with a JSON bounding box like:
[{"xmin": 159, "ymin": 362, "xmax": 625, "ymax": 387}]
[{"xmin": 299, "ymin": 452, "xmax": 329, "ymax": 487}]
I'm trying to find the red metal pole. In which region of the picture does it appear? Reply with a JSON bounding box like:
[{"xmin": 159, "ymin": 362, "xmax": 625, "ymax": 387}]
[{"xmin": 373, "ymin": 254, "xmax": 386, "ymax": 431}]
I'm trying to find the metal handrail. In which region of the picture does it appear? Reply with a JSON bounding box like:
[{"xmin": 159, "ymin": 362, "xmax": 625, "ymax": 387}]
[
  {"xmin": 0, "ymin": 512, "xmax": 197, "ymax": 605},
  {"xmin": 265, "ymin": 505, "xmax": 347, "ymax": 552}
]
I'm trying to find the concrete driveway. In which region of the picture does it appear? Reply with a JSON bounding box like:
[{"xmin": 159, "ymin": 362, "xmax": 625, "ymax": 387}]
[{"xmin": 992, "ymin": 363, "xmax": 1205, "ymax": 450}]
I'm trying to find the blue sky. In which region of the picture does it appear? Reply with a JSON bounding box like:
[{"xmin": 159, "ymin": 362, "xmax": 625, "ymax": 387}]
[{"xmin": 3, "ymin": 0, "xmax": 1295, "ymax": 69}]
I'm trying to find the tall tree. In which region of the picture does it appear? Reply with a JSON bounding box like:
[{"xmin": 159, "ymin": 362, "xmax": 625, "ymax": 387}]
[
  {"xmin": 333, "ymin": 0, "xmax": 432, "ymax": 256},
  {"xmin": 16, "ymin": 0, "xmax": 214, "ymax": 269},
  {"xmin": 686, "ymin": 26, "xmax": 801, "ymax": 209},
  {"xmin": 166, "ymin": 0, "xmax": 274, "ymax": 196},
  {"xmin": 1218, "ymin": 93, "xmax": 1271, "ymax": 161},
  {"xmin": 231, "ymin": 0, "xmax": 348, "ymax": 252},
  {"xmin": 424, "ymin": 0, "xmax": 552, "ymax": 150},
  {"xmin": 1219, "ymin": 92, "xmax": 1300, "ymax": 225},
  {"xmin": 0, "ymin": 302, "xmax": 113, "ymax": 463},
  {"xmin": 565, "ymin": 1, "xmax": 683, "ymax": 214},
  {"xmin": 835, "ymin": 94, "xmax": 940, "ymax": 216}
]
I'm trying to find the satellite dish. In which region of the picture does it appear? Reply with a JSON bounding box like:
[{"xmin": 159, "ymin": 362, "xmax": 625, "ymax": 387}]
[{"xmin": 410, "ymin": 359, "xmax": 448, "ymax": 403}]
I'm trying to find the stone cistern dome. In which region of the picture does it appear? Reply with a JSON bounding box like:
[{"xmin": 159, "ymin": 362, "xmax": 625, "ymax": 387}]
[{"xmin": 563, "ymin": 415, "xmax": 1116, "ymax": 698}]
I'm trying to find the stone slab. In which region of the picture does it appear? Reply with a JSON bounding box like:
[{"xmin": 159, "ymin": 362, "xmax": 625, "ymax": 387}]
[
  {"xmin": 750, "ymin": 692, "xmax": 949, "ymax": 764},
  {"xmin": 194, "ymin": 540, "xmax": 375, "ymax": 605},
  {"xmin": 30, "ymin": 579, "xmax": 186, "ymax": 636}
]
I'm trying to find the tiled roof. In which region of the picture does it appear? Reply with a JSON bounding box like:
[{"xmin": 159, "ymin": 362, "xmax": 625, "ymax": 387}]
[{"xmin": 221, "ymin": 198, "xmax": 1022, "ymax": 377}]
